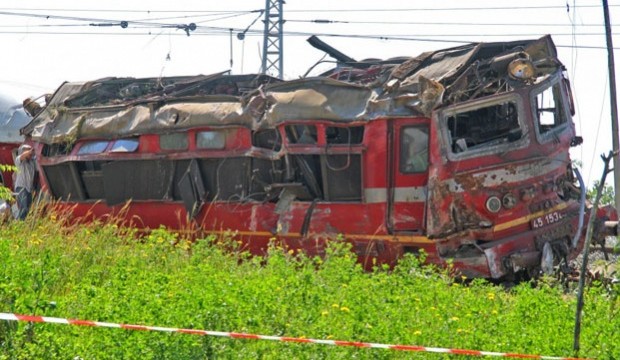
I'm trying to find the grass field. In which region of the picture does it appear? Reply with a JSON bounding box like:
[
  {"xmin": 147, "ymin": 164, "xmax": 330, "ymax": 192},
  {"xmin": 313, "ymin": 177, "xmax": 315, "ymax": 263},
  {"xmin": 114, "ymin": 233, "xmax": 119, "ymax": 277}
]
[{"xmin": 0, "ymin": 212, "xmax": 619, "ymax": 359}]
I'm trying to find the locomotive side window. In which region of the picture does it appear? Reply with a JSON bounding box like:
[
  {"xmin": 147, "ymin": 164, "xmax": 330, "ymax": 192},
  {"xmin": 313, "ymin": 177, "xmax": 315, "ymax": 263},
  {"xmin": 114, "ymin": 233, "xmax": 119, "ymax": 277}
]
[
  {"xmin": 77, "ymin": 141, "xmax": 109, "ymax": 155},
  {"xmin": 196, "ymin": 131, "xmax": 226, "ymax": 149},
  {"xmin": 160, "ymin": 133, "xmax": 188, "ymax": 151},
  {"xmin": 252, "ymin": 129, "xmax": 282, "ymax": 151},
  {"xmin": 42, "ymin": 143, "xmax": 72, "ymax": 157},
  {"xmin": 533, "ymin": 83, "xmax": 567, "ymax": 135},
  {"xmin": 446, "ymin": 100, "xmax": 521, "ymax": 154},
  {"xmin": 326, "ymin": 126, "xmax": 364, "ymax": 144},
  {"xmin": 400, "ymin": 126, "xmax": 429, "ymax": 173},
  {"xmin": 280, "ymin": 124, "xmax": 363, "ymax": 202},
  {"xmin": 285, "ymin": 125, "xmax": 317, "ymax": 144},
  {"xmin": 110, "ymin": 138, "xmax": 139, "ymax": 153}
]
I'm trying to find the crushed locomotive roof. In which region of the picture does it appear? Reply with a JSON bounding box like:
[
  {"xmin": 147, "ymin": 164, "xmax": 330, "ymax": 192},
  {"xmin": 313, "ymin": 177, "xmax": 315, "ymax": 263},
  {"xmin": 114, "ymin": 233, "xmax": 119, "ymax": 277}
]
[{"xmin": 23, "ymin": 36, "xmax": 560, "ymax": 145}]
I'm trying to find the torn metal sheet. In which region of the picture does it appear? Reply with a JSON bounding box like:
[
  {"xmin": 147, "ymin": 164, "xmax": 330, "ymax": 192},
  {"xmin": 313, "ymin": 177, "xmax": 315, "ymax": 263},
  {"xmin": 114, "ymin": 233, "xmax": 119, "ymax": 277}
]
[{"xmin": 25, "ymin": 36, "xmax": 559, "ymax": 146}]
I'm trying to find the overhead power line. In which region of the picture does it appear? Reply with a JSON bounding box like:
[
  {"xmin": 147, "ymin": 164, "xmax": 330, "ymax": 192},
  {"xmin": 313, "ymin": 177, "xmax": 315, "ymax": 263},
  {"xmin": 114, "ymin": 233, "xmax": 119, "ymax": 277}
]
[
  {"xmin": 286, "ymin": 4, "xmax": 619, "ymax": 12},
  {"xmin": 0, "ymin": 8, "xmax": 263, "ymax": 14},
  {"xmin": 3, "ymin": 24, "xmax": 619, "ymax": 38},
  {"xmin": 3, "ymin": 19, "xmax": 619, "ymax": 28},
  {"xmin": 128, "ymin": 12, "xmax": 257, "ymax": 23},
  {"xmin": 0, "ymin": 10, "xmax": 190, "ymax": 28},
  {"xmin": 286, "ymin": 19, "xmax": 613, "ymax": 27},
  {"xmin": 2, "ymin": 8, "xmax": 618, "ymax": 34},
  {"xmin": 0, "ymin": 4, "xmax": 617, "ymax": 13},
  {"xmin": 0, "ymin": 29, "xmax": 617, "ymax": 50},
  {"xmin": 0, "ymin": 5, "xmax": 618, "ymax": 50}
]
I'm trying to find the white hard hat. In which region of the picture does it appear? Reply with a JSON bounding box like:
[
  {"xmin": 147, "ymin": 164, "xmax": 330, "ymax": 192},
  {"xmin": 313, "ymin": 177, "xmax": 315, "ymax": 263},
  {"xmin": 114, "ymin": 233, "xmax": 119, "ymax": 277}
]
[{"xmin": 18, "ymin": 144, "xmax": 32, "ymax": 154}]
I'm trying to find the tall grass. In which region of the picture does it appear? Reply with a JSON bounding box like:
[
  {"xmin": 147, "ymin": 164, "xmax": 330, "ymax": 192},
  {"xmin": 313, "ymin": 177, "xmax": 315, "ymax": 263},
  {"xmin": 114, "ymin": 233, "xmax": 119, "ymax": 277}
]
[{"xmin": 0, "ymin": 211, "xmax": 618, "ymax": 359}]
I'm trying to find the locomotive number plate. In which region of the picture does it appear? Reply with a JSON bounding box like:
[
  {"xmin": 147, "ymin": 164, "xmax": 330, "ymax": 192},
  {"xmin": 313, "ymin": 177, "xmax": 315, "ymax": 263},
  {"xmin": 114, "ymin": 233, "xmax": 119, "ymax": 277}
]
[{"xmin": 531, "ymin": 211, "xmax": 564, "ymax": 229}]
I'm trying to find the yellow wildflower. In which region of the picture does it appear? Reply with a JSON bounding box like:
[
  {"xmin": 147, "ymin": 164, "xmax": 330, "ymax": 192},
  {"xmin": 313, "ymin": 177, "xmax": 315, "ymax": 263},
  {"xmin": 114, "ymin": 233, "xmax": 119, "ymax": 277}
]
[{"xmin": 414, "ymin": 330, "xmax": 422, "ymax": 335}]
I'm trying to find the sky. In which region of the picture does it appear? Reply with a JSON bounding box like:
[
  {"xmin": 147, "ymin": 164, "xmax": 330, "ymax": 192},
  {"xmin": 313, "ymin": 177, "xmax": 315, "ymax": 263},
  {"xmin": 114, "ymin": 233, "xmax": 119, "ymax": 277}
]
[{"xmin": 0, "ymin": 0, "xmax": 619, "ymax": 186}]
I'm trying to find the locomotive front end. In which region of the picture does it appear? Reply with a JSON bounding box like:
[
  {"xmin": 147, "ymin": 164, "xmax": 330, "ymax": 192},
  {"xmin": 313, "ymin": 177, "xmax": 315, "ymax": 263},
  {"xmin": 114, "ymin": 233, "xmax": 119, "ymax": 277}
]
[{"xmin": 425, "ymin": 37, "xmax": 595, "ymax": 279}]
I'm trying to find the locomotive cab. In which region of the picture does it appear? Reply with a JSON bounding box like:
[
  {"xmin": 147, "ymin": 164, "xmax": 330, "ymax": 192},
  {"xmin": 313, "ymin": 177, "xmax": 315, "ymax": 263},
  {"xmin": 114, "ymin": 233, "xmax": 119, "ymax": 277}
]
[{"xmin": 427, "ymin": 70, "xmax": 583, "ymax": 278}]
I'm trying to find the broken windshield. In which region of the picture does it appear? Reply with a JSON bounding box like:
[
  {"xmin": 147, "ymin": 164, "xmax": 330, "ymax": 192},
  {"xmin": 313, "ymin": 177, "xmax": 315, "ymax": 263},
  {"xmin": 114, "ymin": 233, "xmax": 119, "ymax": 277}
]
[
  {"xmin": 532, "ymin": 80, "xmax": 569, "ymax": 139},
  {"xmin": 443, "ymin": 97, "xmax": 524, "ymax": 156}
]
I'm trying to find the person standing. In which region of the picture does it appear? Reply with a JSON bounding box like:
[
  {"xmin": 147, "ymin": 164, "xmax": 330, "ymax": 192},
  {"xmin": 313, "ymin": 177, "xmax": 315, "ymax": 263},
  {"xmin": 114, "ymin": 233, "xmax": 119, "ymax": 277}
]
[{"xmin": 14, "ymin": 144, "xmax": 35, "ymax": 220}]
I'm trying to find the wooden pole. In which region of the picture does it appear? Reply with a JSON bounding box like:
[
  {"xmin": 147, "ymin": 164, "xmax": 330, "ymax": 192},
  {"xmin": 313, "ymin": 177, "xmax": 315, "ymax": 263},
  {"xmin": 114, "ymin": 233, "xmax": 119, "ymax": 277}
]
[{"xmin": 602, "ymin": 0, "xmax": 620, "ymax": 212}]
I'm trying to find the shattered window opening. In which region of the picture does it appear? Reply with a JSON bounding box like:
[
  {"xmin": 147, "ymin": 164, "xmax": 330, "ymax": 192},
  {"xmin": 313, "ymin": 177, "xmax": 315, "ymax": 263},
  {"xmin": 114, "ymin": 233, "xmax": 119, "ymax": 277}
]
[
  {"xmin": 110, "ymin": 138, "xmax": 139, "ymax": 153},
  {"xmin": 445, "ymin": 99, "xmax": 522, "ymax": 154},
  {"xmin": 282, "ymin": 124, "xmax": 363, "ymax": 202},
  {"xmin": 326, "ymin": 126, "xmax": 365, "ymax": 145},
  {"xmin": 42, "ymin": 163, "xmax": 84, "ymax": 201},
  {"xmin": 400, "ymin": 126, "xmax": 429, "ymax": 173},
  {"xmin": 290, "ymin": 154, "xmax": 323, "ymax": 200},
  {"xmin": 533, "ymin": 82, "xmax": 568, "ymax": 136},
  {"xmin": 252, "ymin": 129, "xmax": 282, "ymax": 151},
  {"xmin": 196, "ymin": 131, "xmax": 226, "ymax": 149},
  {"xmin": 285, "ymin": 125, "xmax": 317, "ymax": 144},
  {"xmin": 321, "ymin": 154, "xmax": 362, "ymax": 201},
  {"xmin": 160, "ymin": 133, "xmax": 188, "ymax": 151},
  {"xmin": 77, "ymin": 161, "xmax": 106, "ymax": 200},
  {"xmin": 77, "ymin": 141, "xmax": 109, "ymax": 155},
  {"xmin": 102, "ymin": 160, "xmax": 174, "ymax": 205},
  {"xmin": 42, "ymin": 143, "xmax": 72, "ymax": 157}
]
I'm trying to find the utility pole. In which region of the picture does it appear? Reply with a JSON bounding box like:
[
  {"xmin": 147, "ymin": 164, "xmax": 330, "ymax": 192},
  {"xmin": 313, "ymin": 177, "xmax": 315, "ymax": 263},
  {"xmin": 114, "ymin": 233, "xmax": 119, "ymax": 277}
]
[
  {"xmin": 602, "ymin": 0, "xmax": 620, "ymax": 211},
  {"xmin": 261, "ymin": 0, "xmax": 284, "ymax": 79}
]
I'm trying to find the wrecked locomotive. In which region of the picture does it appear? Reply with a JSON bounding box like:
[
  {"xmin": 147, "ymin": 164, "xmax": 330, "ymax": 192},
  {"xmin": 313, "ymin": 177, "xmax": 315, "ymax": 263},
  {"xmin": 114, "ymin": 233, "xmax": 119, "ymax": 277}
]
[{"xmin": 21, "ymin": 36, "xmax": 608, "ymax": 279}]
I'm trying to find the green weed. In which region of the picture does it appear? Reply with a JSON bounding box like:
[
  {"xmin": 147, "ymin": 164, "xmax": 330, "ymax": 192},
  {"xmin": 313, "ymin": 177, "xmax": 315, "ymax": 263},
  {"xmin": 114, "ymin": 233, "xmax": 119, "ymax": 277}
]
[{"xmin": 0, "ymin": 216, "xmax": 618, "ymax": 359}]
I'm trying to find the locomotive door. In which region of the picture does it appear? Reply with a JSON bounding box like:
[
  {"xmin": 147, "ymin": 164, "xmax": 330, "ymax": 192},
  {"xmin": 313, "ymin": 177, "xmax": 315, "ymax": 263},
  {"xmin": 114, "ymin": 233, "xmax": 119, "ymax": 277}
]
[{"xmin": 388, "ymin": 119, "xmax": 429, "ymax": 232}]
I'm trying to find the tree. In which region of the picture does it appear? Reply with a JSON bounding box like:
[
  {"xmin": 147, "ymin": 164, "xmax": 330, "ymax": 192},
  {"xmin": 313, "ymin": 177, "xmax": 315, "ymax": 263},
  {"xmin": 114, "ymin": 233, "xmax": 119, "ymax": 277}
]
[{"xmin": 586, "ymin": 180, "xmax": 615, "ymax": 206}]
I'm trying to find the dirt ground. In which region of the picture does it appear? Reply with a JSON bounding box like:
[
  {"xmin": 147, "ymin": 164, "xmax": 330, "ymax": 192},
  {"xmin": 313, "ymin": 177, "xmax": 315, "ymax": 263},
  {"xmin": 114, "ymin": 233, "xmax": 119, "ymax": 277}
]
[{"xmin": 571, "ymin": 236, "xmax": 619, "ymax": 282}]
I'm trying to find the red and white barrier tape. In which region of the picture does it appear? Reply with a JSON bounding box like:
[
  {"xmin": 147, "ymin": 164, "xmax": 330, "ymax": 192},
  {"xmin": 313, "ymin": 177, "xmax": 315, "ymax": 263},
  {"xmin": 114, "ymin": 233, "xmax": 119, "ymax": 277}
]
[{"xmin": 0, "ymin": 313, "xmax": 589, "ymax": 359}]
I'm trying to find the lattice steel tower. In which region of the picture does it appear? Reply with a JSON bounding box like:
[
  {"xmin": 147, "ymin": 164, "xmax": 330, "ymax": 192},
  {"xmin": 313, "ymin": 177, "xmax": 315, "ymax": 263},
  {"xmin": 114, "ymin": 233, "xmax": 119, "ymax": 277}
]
[{"xmin": 261, "ymin": 0, "xmax": 284, "ymax": 79}]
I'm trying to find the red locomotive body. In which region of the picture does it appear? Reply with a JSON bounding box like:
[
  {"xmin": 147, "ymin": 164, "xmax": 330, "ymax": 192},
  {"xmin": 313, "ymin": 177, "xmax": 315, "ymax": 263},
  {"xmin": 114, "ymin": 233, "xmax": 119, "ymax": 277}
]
[{"xmin": 22, "ymin": 36, "xmax": 603, "ymax": 279}]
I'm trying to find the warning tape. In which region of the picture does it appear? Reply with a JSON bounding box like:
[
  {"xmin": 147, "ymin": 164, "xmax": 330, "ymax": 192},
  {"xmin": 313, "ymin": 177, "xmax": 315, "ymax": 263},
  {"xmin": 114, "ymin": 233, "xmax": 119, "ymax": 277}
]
[{"xmin": 0, "ymin": 313, "xmax": 589, "ymax": 359}]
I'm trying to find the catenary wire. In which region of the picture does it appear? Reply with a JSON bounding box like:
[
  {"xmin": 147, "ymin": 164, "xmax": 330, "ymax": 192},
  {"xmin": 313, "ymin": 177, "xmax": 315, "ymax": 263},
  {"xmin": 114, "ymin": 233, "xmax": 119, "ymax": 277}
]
[
  {"xmin": 0, "ymin": 4, "xmax": 618, "ymax": 12},
  {"xmin": 0, "ymin": 29, "xmax": 617, "ymax": 50},
  {"xmin": 285, "ymin": 19, "xmax": 612, "ymax": 27}
]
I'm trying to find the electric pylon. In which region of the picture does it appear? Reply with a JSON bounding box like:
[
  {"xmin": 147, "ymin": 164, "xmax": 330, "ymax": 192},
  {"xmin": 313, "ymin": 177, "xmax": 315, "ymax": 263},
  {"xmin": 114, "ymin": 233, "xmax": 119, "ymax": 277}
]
[{"xmin": 261, "ymin": 0, "xmax": 284, "ymax": 79}]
